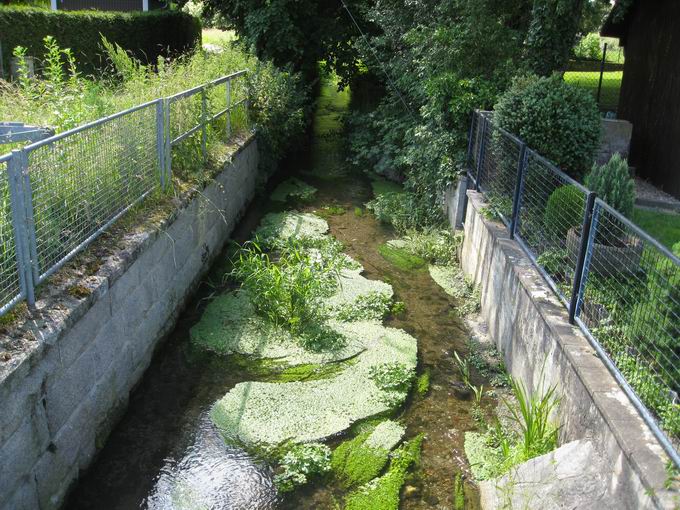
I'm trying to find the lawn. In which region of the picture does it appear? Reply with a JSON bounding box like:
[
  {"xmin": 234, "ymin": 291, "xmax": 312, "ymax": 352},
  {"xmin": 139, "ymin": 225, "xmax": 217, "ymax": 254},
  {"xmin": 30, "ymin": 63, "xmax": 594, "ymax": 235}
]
[
  {"xmin": 631, "ymin": 208, "xmax": 680, "ymax": 253},
  {"xmin": 563, "ymin": 71, "xmax": 622, "ymax": 111},
  {"xmin": 202, "ymin": 28, "xmax": 237, "ymax": 46}
]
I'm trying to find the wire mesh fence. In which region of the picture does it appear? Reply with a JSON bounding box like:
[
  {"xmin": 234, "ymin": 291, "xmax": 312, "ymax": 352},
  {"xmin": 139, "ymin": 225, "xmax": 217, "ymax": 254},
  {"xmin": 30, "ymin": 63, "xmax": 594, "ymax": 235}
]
[
  {"xmin": 0, "ymin": 70, "xmax": 248, "ymax": 315},
  {"xmin": 466, "ymin": 110, "xmax": 680, "ymax": 467}
]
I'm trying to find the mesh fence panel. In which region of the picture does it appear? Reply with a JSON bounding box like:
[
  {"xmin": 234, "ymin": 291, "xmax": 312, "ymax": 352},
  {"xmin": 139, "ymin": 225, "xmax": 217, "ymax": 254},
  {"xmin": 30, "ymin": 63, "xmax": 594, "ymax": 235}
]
[
  {"xmin": 477, "ymin": 121, "xmax": 522, "ymax": 225},
  {"xmin": 25, "ymin": 102, "xmax": 159, "ymax": 281},
  {"xmin": 579, "ymin": 200, "xmax": 680, "ymax": 436},
  {"xmin": 515, "ymin": 151, "xmax": 588, "ymax": 303},
  {"xmin": 0, "ymin": 155, "xmax": 22, "ymax": 308}
]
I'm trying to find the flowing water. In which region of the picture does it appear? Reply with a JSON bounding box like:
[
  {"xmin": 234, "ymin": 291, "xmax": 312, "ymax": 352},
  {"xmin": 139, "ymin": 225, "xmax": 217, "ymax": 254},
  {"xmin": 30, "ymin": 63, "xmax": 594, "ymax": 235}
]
[{"xmin": 66, "ymin": 78, "xmax": 493, "ymax": 510}]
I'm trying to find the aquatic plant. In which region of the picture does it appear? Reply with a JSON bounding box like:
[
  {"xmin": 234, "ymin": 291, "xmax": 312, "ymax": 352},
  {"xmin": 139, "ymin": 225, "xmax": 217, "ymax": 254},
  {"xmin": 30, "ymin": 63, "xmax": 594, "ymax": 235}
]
[
  {"xmin": 369, "ymin": 362, "xmax": 415, "ymax": 406},
  {"xmin": 453, "ymin": 351, "xmax": 471, "ymax": 387},
  {"xmin": 331, "ymin": 421, "xmax": 405, "ymax": 489},
  {"xmin": 453, "ymin": 472, "xmax": 465, "ymax": 510},
  {"xmin": 270, "ymin": 177, "xmax": 317, "ymax": 203},
  {"xmin": 400, "ymin": 229, "xmax": 461, "ymax": 266},
  {"xmin": 344, "ymin": 434, "xmax": 424, "ymax": 510},
  {"xmin": 231, "ymin": 240, "xmax": 344, "ymax": 344},
  {"xmin": 253, "ymin": 211, "xmax": 329, "ymax": 250},
  {"xmin": 377, "ymin": 243, "xmax": 426, "ymax": 271},
  {"xmin": 504, "ymin": 376, "xmax": 559, "ymax": 460},
  {"xmin": 416, "ymin": 370, "xmax": 430, "ymax": 395},
  {"xmin": 210, "ymin": 321, "xmax": 418, "ymax": 446},
  {"xmin": 334, "ymin": 291, "xmax": 393, "ymax": 322},
  {"xmin": 274, "ymin": 443, "xmax": 331, "ymax": 492}
]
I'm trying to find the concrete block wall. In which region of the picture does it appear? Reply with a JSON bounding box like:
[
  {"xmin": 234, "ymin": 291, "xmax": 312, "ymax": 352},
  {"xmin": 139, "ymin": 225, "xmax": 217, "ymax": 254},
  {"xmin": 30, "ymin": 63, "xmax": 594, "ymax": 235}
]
[
  {"xmin": 0, "ymin": 138, "xmax": 260, "ymax": 510},
  {"xmin": 459, "ymin": 190, "xmax": 679, "ymax": 509}
]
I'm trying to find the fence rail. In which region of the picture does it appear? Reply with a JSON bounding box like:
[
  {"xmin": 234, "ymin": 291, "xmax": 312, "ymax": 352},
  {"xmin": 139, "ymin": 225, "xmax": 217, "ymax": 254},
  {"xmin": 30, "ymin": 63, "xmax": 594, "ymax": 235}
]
[
  {"xmin": 466, "ymin": 110, "xmax": 680, "ymax": 468},
  {"xmin": 0, "ymin": 69, "xmax": 248, "ymax": 316}
]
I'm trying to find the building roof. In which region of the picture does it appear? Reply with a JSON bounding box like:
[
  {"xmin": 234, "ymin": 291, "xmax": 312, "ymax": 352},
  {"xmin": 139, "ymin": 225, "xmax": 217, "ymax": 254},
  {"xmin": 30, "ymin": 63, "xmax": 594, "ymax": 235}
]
[{"xmin": 600, "ymin": 0, "xmax": 637, "ymax": 44}]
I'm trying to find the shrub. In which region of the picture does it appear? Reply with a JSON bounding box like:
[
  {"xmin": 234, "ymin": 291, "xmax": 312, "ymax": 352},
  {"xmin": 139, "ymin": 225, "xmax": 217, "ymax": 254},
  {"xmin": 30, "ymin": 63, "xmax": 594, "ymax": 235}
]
[
  {"xmin": 494, "ymin": 74, "xmax": 601, "ymax": 179},
  {"xmin": 0, "ymin": 7, "xmax": 200, "ymax": 75},
  {"xmin": 543, "ymin": 185, "xmax": 586, "ymax": 238},
  {"xmin": 584, "ymin": 153, "xmax": 635, "ymax": 218},
  {"xmin": 573, "ymin": 33, "xmax": 603, "ymax": 60}
]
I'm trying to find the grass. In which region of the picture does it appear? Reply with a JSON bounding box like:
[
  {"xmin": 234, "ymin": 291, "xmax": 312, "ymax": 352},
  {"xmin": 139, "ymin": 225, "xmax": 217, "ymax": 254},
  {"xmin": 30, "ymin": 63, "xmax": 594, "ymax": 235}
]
[
  {"xmin": 563, "ymin": 70, "xmax": 622, "ymax": 111},
  {"xmin": 202, "ymin": 28, "xmax": 237, "ymax": 46},
  {"xmin": 631, "ymin": 208, "xmax": 680, "ymax": 251}
]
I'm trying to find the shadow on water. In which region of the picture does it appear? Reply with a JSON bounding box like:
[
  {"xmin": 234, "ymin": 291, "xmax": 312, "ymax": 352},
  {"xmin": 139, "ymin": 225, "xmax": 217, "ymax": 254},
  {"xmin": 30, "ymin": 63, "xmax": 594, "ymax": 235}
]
[{"xmin": 66, "ymin": 76, "xmax": 488, "ymax": 510}]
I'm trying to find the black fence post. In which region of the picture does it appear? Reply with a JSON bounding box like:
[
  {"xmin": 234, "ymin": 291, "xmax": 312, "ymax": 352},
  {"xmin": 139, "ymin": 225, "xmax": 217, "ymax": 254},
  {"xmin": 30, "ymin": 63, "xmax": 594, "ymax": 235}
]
[
  {"xmin": 475, "ymin": 116, "xmax": 487, "ymax": 192},
  {"xmin": 509, "ymin": 143, "xmax": 528, "ymax": 239},
  {"xmin": 569, "ymin": 192, "xmax": 597, "ymax": 323},
  {"xmin": 596, "ymin": 43, "xmax": 608, "ymax": 106}
]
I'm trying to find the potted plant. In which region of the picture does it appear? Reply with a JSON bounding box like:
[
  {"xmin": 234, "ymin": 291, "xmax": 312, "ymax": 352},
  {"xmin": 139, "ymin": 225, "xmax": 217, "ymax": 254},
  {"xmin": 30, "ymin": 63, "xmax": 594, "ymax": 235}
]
[{"xmin": 546, "ymin": 154, "xmax": 642, "ymax": 275}]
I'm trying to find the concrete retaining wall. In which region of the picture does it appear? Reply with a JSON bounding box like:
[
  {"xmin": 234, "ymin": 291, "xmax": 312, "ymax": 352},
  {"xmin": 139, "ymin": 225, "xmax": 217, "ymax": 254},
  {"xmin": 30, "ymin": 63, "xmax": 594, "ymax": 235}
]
[
  {"xmin": 0, "ymin": 138, "xmax": 260, "ymax": 510},
  {"xmin": 458, "ymin": 190, "xmax": 678, "ymax": 509}
]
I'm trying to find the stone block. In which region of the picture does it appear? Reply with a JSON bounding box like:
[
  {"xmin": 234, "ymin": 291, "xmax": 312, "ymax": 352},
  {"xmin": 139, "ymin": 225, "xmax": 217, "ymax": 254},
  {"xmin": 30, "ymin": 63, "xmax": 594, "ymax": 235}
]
[{"xmin": 44, "ymin": 347, "xmax": 96, "ymax": 435}]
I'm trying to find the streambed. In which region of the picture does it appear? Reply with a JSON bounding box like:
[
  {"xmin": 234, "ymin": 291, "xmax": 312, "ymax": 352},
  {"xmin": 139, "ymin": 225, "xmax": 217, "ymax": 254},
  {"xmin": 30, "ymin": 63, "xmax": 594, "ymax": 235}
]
[{"xmin": 65, "ymin": 78, "xmax": 496, "ymax": 510}]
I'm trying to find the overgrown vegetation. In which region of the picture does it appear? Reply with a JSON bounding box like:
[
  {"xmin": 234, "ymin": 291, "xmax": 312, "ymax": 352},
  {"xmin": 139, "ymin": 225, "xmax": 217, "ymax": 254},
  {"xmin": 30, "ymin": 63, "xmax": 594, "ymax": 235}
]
[
  {"xmin": 231, "ymin": 240, "xmax": 348, "ymax": 349},
  {"xmin": 465, "ymin": 375, "xmax": 560, "ymax": 480}
]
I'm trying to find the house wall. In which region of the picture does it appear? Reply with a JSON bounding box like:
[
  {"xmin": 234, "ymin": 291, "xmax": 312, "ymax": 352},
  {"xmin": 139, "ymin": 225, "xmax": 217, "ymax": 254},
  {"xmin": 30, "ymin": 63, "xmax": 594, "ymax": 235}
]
[{"xmin": 618, "ymin": 0, "xmax": 680, "ymax": 198}]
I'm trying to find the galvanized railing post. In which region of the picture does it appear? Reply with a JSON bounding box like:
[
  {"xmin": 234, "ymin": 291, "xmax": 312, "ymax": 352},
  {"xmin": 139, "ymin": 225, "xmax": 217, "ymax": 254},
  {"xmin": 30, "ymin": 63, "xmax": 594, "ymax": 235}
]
[
  {"xmin": 569, "ymin": 192, "xmax": 597, "ymax": 323},
  {"xmin": 475, "ymin": 115, "xmax": 488, "ymax": 192},
  {"xmin": 509, "ymin": 143, "xmax": 528, "ymax": 239},
  {"xmin": 155, "ymin": 99, "xmax": 166, "ymax": 190},
  {"xmin": 201, "ymin": 87, "xmax": 208, "ymax": 162},
  {"xmin": 7, "ymin": 150, "xmax": 36, "ymax": 308},
  {"xmin": 465, "ymin": 110, "xmax": 476, "ymax": 166},
  {"xmin": 226, "ymin": 77, "xmax": 232, "ymax": 139},
  {"xmin": 164, "ymin": 97, "xmax": 172, "ymax": 186}
]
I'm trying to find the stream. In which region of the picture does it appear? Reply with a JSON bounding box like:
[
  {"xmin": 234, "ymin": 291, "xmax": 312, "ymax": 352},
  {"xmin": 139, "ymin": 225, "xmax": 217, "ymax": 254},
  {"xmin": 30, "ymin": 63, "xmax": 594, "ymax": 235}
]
[{"xmin": 65, "ymin": 77, "xmax": 493, "ymax": 510}]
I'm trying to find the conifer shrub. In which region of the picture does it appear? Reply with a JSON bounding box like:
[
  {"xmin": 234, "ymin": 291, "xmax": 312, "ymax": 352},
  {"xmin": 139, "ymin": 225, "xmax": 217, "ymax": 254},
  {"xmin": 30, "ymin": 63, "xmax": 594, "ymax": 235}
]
[{"xmin": 584, "ymin": 153, "xmax": 635, "ymax": 218}]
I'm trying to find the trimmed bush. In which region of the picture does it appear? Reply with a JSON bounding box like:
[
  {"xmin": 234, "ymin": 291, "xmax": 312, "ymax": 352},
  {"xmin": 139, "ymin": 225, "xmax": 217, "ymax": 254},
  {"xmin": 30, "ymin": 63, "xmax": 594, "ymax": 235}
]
[
  {"xmin": 543, "ymin": 185, "xmax": 585, "ymax": 238},
  {"xmin": 0, "ymin": 7, "xmax": 201, "ymax": 75},
  {"xmin": 494, "ymin": 74, "xmax": 601, "ymax": 179},
  {"xmin": 584, "ymin": 153, "xmax": 635, "ymax": 218}
]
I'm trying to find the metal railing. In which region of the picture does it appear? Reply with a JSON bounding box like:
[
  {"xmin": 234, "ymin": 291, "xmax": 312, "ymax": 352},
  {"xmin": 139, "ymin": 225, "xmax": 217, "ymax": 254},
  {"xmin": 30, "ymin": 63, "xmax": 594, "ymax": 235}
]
[
  {"xmin": 466, "ymin": 110, "xmax": 680, "ymax": 468},
  {"xmin": 0, "ymin": 70, "xmax": 248, "ymax": 316}
]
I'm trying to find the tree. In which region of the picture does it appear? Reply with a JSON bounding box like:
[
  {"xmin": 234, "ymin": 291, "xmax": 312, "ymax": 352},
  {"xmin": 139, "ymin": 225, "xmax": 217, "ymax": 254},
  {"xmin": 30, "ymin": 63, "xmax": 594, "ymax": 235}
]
[
  {"xmin": 524, "ymin": 0, "xmax": 587, "ymax": 75},
  {"xmin": 203, "ymin": 0, "xmax": 373, "ymax": 85}
]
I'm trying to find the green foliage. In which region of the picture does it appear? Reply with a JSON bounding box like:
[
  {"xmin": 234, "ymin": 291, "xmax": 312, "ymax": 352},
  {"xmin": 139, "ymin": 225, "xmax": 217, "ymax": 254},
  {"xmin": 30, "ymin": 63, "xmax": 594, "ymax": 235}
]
[
  {"xmin": 453, "ymin": 351, "xmax": 471, "ymax": 387},
  {"xmin": 335, "ymin": 291, "xmax": 393, "ymax": 322},
  {"xmin": 573, "ymin": 33, "xmax": 603, "ymax": 60},
  {"xmin": 0, "ymin": 7, "xmax": 200, "ymax": 75},
  {"xmin": 344, "ymin": 434, "xmax": 424, "ymax": 510},
  {"xmin": 369, "ymin": 362, "xmax": 415, "ymax": 394},
  {"xmin": 523, "ymin": 0, "xmax": 587, "ymax": 76},
  {"xmin": 585, "ymin": 153, "xmax": 635, "ymax": 218},
  {"xmin": 331, "ymin": 432, "xmax": 391, "ymax": 489},
  {"xmin": 202, "ymin": 0, "xmax": 365, "ymax": 84},
  {"xmin": 465, "ymin": 375, "xmax": 560, "ymax": 481},
  {"xmin": 503, "ymin": 376, "xmax": 559, "ymax": 460},
  {"xmin": 494, "ymin": 74, "xmax": 601, "ymax": 179},
  {"xmin": 231, "ymin": 240, "xmax": 345, "ymax": 348},
  {"xmin": 274, "ymin": 443, "xmax": 331, "ymax": 492},
  {"xmin": 416, "ymin": 370, "xmax": 430, "ymax": 396},
  {"xmin": 544, "ymin": 185, "xmax": 586, "ymax": 238},
  {"xmin": 377, "ymin": 244, "xmax": 426, "ymax": 271},
  {"xmin": 453, "ymin": 472, "xmax": 465, "ymax": 510},
  {"xmin": 400, "ymin": 229, "xmax": 460, "ymax": 265}
]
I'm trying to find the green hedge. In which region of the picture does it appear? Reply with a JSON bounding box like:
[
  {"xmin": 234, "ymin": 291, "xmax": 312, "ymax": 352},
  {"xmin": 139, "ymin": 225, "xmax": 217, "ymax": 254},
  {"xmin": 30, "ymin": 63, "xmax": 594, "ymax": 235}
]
[{"xmin": 0, "ymin": 7, "xmax": 201, "ymax": 75}]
